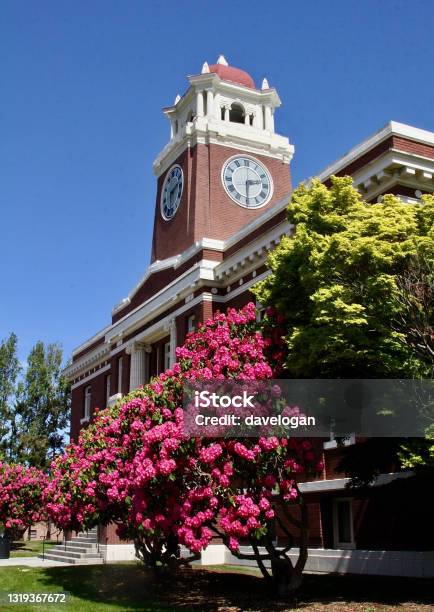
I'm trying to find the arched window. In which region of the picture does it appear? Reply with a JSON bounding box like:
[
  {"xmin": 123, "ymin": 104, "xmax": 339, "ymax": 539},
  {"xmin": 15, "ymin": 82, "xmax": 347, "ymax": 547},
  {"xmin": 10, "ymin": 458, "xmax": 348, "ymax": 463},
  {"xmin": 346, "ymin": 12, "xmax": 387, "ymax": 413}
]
[{"xmin": 229, "ymin": 103, "xmax": 245, "ymax": 124}]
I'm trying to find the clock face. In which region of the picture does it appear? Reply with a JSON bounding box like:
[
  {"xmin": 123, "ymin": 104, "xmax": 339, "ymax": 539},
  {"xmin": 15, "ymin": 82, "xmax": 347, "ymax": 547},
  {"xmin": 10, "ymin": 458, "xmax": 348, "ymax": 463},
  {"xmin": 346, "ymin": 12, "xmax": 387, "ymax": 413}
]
[
  {"xmin": 161, "ymin": 165, "xmax": 184, "ymax": 220},
  {"xmin": 222, "ymin": 156, "xmax": 272, "ymax": 208}
]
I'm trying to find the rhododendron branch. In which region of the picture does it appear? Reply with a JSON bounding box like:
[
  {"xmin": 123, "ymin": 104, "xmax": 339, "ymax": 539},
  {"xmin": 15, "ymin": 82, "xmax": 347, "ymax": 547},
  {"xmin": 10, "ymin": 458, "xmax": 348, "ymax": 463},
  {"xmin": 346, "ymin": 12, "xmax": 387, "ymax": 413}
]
[
  {"xmin": 294, "ymin": 498, "xmax": 309, "ymax": 575},
  {"xmin": 251, "ymin": 540, "xmax": 272, "ymax": 582}
]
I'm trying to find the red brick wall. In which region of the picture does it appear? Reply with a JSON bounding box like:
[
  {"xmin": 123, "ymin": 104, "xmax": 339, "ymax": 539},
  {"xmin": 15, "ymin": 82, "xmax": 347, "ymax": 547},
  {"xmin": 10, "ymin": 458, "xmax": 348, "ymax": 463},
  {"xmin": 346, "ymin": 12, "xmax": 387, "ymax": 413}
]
[
  {"xmin": 275, "ymin": 501, "xmax": 323, "ymax": 548},
  {"xmin": 70, "ymin": 371, "xmax": 108, "ymax": 440},
  {"xmin": 151, "ymin": 143, "xmax": 291, "ymax": 262}
]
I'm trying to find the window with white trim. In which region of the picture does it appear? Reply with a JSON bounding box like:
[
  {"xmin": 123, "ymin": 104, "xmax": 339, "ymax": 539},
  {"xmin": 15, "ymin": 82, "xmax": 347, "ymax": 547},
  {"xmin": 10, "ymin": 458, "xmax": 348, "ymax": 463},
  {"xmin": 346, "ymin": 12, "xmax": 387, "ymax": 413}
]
[
  {"xmin": 106, "ymin": 374, "xmax": 111, "ymax": 405},
  {"xmin": 256, "ymin": 302, "xmax": 266, "ymax": 322},
  {"xmin": 187, "ymin": 314, "xmax": 196, "ymax": 333},
  {"xmin": 84, "ymin": 386, "xmax": 92, "ymax": 420},
  {"xmin": 117, "ymin": 356, "xmax": 123, "ymax": 394},
  {"xmin": 333, "ymin": 498, "xmax": 355, "ymax": 549},
  {"xmin": 164, "ymin": 341, "xmax": 171, "ymax": 371}
]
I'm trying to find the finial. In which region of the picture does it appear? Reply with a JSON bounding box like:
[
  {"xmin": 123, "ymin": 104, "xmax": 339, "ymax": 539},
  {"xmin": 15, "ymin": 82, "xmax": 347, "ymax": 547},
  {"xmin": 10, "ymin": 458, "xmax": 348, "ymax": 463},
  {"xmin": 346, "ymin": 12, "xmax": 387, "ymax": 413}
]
[
  {"xmin": 217, "ymin": 54, "xmax": 228, "ymax": 66},
  {"xmin": 201, "ymin": 61, "xmax": 210, "ymax": 74},
  {"xmin": 174, "ymin": 94, "xmax": 181, "ymax": 105},
  {"xmin": 261, "ymin": 78, "xmax": 269, "ymax": 90}
]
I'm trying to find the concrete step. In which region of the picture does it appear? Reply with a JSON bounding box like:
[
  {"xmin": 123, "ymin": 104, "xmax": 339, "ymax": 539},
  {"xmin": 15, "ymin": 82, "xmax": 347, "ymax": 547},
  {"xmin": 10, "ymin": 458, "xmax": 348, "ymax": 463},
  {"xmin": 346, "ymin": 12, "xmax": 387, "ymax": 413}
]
[
  {"xmin": 69, "ymin": 537, "xmax": 97, "ymax": 544},
  {"xmin": 64, "ymin": 542, "xmax": 98, "ymax": 551},
  {"xmin": 42, "ymin": 552, "xmax": 103, "ymax": 565},
  {"xmin": 44, "ymin": 548, "xmax": 100, "ymax": 560},
  {"xmin": 62, "ymin": 545, "xmax": 97, "ymax": 554}
]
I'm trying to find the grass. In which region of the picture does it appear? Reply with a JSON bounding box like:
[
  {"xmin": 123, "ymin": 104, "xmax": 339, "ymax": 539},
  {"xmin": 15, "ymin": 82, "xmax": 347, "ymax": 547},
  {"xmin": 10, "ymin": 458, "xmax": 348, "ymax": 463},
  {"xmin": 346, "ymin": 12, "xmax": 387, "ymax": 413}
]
[
  {"xmin": 10, "ymin": 540, "xmax": 58, "ymax": 558},
  {"xmin": 0, "ymin": 562, "xmax": 432, "ymax": 611}
]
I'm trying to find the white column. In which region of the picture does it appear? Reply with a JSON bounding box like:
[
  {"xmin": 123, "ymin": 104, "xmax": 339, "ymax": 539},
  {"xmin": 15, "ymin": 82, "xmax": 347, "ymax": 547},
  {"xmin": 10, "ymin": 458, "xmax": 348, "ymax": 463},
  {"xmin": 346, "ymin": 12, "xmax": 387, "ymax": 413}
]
[
  {"xmin": 213, "ymin": 92, "xmax": 220, "ymax": 117},
  {"xmin": 128, "ymin": 343, "xmax": 147, "ymax": 390},
  {"xmin": 169, "ymin": 320, "xmax": 177, "ymax": 367},
  {"xmin": 264, "ymin": 105, "xmax": 272, "ymax": 130},
  {"xmin": 206, "ymin": 90, "xmax": 214, "ymax": 117},
  {"xmin": 224, "ymin": 106, "xmax": 230, "ymax": 121},
  {"xmin": 269, "ymin": 109, "xmax": 275, "ymax": 132},
  {"xmin": 196, "ymin": 91, "xmax": 204, "ymax": 117},
  {"xmin": 244, "ymin": 112, "xmax": 249, "ymax": 125},
  {"xmin": 142, "ymin": 345, "xmax": 151, "ymax": 384}
]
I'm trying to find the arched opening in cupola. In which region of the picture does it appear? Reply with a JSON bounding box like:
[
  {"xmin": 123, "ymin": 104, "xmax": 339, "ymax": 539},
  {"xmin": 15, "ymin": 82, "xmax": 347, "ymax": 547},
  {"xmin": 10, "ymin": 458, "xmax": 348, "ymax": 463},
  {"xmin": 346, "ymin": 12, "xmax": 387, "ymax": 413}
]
[{"xmin": 229, "ymin": 103, "xmax": 245, "ymax": 124}]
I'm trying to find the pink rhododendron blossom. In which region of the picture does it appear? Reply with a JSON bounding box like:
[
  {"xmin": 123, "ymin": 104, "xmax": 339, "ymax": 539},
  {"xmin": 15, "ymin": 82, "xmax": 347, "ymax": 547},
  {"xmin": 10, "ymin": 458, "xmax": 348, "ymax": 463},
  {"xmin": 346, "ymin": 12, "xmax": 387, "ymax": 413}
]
[{"xmin": 45, "ymin": 303, "xmax": 320, "ymax": 567}]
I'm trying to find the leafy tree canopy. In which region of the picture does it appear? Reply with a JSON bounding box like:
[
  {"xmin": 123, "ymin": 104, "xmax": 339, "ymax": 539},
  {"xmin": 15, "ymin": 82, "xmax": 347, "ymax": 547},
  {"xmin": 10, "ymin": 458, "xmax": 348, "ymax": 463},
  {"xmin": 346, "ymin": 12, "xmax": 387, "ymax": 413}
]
[
  {"xmin": 15, "ymin": 341, "xmax": 70, "ymax": 469},
  {"xmin": 253, "ymin": 176, "xmax": 434, "ymax": 379}
]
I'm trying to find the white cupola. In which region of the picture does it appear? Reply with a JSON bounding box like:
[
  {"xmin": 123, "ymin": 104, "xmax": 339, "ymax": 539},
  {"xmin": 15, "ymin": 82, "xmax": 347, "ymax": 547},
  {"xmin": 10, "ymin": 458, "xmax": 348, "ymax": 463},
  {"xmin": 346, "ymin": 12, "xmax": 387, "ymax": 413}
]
[{"xmin": 153, "ymin": 56, "xmax": 294, "ymax": 176}]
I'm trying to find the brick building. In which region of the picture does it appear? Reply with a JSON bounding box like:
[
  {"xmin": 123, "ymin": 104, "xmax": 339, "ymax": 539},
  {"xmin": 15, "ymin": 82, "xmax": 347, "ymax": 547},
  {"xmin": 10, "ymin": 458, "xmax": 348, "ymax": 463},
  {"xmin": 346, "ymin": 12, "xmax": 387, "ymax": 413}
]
[{"xmin": 64, "ymin": 56, "xmax": 434, "ymax": 574}]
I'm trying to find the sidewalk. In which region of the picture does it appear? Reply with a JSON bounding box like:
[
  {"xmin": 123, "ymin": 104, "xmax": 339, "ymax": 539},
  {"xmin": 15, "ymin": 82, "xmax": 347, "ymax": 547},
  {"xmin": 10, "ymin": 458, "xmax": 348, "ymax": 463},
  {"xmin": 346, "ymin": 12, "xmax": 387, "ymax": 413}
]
[{"xmin": 0, "ymin": 556, "xmax": 71, "ymax": 568}]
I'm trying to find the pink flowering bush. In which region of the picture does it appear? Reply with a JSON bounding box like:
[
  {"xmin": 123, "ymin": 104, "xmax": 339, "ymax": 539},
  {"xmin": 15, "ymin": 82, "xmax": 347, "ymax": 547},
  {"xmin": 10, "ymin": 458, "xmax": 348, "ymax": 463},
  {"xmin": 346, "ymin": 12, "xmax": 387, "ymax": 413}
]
[
  {"xmin": 0, "ymin": 462, "xmax": 48, "ymax": 535},
  {"xmin": 46, "ymin": 303, "xmax": 321, "ymax": 593}
]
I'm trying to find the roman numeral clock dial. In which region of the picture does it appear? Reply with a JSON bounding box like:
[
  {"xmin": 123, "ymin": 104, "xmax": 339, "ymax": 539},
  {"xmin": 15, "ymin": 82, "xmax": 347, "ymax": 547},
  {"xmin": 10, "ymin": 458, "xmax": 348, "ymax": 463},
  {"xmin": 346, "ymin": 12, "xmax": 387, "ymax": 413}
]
[
  {"xmin": 161, "ymin": 164, "xmax": 184, "ymax": 220},
  {"xmin": 222, "ymin": 156, "xmax": 273, "ymax": 209}
]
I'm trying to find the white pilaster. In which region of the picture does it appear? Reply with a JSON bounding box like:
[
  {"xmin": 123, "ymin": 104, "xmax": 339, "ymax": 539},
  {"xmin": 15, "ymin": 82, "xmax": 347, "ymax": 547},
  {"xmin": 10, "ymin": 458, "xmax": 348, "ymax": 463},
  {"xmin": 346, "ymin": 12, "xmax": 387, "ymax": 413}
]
[
  {"xmin": 169, "ymin": 320, "xmax": 177, "ymax": 367},
  {"xmin": 206, "ymin": 89, "xmax": 214, "ymax": 118},
  {"xmin": 264, "ymin": 105, "xmax": 272, "ymax": 130},
  {"xmin": 196, "ymin": 91, "xmax": 204, "ymax": 117},
  {"xmin": 128, "ymin": 343, "xmax": 147, "ymax": 390}
]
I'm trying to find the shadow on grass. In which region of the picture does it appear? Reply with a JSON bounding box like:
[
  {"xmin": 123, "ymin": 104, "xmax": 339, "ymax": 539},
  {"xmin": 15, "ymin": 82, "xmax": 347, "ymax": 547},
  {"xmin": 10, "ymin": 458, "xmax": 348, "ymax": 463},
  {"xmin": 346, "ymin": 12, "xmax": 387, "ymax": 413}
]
[
  {"xmin": 36, "ymin": 563, "xmax": 434, "ymax": 611},
  {"xmin": 11, "ymin": 540, "xmax": 57, "ymax": 557},
  {"xmin": 38, "ymin": 563, "xmax": 168, "ymax": 611}
]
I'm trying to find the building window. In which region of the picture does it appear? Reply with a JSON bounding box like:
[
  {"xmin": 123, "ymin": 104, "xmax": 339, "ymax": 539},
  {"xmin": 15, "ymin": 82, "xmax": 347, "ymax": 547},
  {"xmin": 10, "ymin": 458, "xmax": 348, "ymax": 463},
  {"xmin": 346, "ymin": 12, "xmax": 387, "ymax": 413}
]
[
  {"xmin": 229, "ymin": 103, "xmax": 245, "ymax": 124},
  {"xmin": 333, "ymin": 498, "xmax": 355, "ymax": 549},
  {"xmin": 117, "ymin": 356, "xmax": 123, "ymax": 394},
  {"xmin": 164, "ymin": 341, "xmax": 171, "ymax": 371},
  {"xmin": 187, "ymin": 314, "xmax": 196, "ymax": 333},
  {"xmin": 221, "ymin": 106, "xmax": 225, "ymax": 120},
  {"xmin": 106, "ymin": 374, "xmax": 111, "ymax": 405},
  {"xmin": 84, "ymin": 385, "xmax": 91, "ymax": 420},
  {"xmin": 256, "ymin": 301, "xmax": 266, "ymax": 322}
]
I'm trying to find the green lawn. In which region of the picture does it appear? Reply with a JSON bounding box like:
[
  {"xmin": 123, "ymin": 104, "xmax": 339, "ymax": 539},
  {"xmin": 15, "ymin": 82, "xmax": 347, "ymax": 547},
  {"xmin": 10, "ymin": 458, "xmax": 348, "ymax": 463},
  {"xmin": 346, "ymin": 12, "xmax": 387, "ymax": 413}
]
[
  {"xmin": 0, "ymin": 563, "xmax": 432, "ymax": 611},
  {"xmin": 0, "ymin": 563, "xmax": 166, "ymax": 611},
  {"xmin": 11, "ymin": 540, "xmax": 58, "ymax": 558}
]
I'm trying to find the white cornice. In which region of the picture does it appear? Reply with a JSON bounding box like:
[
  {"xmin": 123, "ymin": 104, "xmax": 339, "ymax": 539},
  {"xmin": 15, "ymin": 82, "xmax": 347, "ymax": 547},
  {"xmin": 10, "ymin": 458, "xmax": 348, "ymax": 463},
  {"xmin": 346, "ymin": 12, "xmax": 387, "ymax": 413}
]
[
  {"xmin": 153, "ymin": 122, "xmax": 293, "ymax": 177},
  {"xmin": 71, "ymin": 364, "xmax": 111, "ymax": 390},
  {"xmin": 71, "ymin": 324, "xmax": 111, "ymax": 358},
  {"xmin": 165, "ymin": 72, "xmax": 281, "ymax": 116},
  {"xmin": 106, "ymin": 260, "xmax": 219, "ymax": 343},
  {"xmin": 314, "ymin": 121, "xmax": 434, "ymax": 183},
  {"xmin": 65, "ymin": 344, "xmax": 110, "ymax": 379},
  {"xmin": 214, "ymin": 220, "xmax": 292, "ymax": 281}
]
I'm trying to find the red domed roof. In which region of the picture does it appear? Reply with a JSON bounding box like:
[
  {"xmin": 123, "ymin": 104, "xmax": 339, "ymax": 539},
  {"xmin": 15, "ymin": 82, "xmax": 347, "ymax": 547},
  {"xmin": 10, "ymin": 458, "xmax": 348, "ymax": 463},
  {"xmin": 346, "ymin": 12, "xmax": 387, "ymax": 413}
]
[{"xmin": 208, "ymin": 63, "xmax": 255, "ymax": 89}]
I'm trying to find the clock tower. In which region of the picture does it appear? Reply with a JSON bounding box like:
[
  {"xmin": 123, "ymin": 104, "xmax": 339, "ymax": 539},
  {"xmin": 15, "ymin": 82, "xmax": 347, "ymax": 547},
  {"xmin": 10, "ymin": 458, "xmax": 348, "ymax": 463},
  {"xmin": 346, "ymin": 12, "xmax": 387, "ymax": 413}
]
[{"xmin": 151, "ymin": 56, "xmax": 294, "ymax": 262}]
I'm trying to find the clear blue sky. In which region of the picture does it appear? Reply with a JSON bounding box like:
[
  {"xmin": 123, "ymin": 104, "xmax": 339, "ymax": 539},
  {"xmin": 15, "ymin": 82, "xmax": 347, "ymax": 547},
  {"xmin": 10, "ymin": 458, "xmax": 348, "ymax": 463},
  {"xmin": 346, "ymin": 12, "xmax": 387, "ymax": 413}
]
[{"xmin": 1, "ymin": 0, "xmax": 433, "ymax": 364}]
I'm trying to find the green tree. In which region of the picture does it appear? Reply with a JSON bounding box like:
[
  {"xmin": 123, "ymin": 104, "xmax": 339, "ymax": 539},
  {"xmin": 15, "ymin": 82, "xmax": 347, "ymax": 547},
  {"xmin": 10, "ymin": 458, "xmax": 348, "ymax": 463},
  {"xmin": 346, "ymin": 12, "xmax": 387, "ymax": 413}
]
[
  {"xmin": 254, "ymin": 176, "xmax": 434, "ymax": 378},
  {"xmin": 0, "ymin": 333, "xmax": 20, "ymax": 461},
  {"xmin": 254, "ymin": 176, "xmax": 434, "ymax": 480},
  {"xmin": 15, "ymin": 341, "xmax": 70, "ymax": 469}
]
